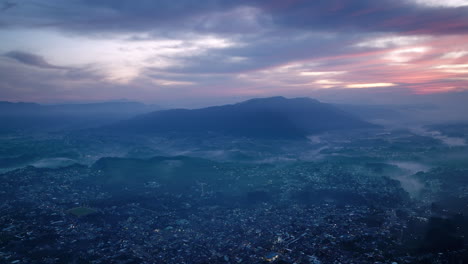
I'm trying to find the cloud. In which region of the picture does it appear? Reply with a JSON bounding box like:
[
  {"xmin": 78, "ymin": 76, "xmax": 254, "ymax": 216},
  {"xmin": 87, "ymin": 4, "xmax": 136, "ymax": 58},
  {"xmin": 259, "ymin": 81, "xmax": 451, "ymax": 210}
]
[
  {"xmin": 346, "ymin": 83, "xmax": 397, "ymax": 88},
  {"xmin": 410, "ymin": 0, "xmax": 468, "ymax": 8},
  {"xmin": 1, "ymin": 1, "xmax": 17, "ymax": 12},
  {"xmin": 1, "ymin": 0, "xmax": 467, "ymax": 36},
  {"xmin": 355, "ymin": 35, "xmax": 431, "ymax": 48},
  {"xmin": 4, "ymin": 51, "xmax": 70, "ymax": 70},
  {"xmin": 300, "ymin": 71, "xmax": 347, "ymax": 76},
  {"xmin": 0, "ymin": 0, "xmax": 467, "ymax": 104},
  {"xmin": 260, "ymin": 0, "xmax": 468, "ymax": 35},
  {"xmin": 0, "ymin": 0, "xmax": 247, "ymax": 34}
]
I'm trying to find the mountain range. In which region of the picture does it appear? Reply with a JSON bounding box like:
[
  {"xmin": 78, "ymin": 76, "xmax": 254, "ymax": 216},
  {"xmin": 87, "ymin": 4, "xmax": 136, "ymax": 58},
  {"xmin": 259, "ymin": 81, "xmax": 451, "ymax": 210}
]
[{"xmin": 0, "ymin": 101, "xmax": 160, "ymax": 132}]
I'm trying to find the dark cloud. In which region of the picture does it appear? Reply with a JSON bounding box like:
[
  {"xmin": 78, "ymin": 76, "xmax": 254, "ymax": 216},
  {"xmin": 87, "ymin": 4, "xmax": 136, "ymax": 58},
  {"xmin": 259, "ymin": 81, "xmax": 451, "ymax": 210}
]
[
  {"xmin": 2, "ymin": 0, "xmax": 468, "ymax": 36},
  {"xmin": 15, "ymin": 0, "xmax": 246, "ymax": 34},
  {"xmin": 4, "ymin": 51, "xmax": 70, "ymax": 70},
  {"xmin": 0, "ymin": 56, "xmax": 123, "ymax": 102},
  {"xmin": 81, "ymin": 0, "xmax": 236, "ymax": 19},
  {"xmin": 257, "ymin": 0, "xmax": 468, "ymax": 35},
  {"xmin": 1, "ymin": 1, "xmax": 17, "ymax": 12}
]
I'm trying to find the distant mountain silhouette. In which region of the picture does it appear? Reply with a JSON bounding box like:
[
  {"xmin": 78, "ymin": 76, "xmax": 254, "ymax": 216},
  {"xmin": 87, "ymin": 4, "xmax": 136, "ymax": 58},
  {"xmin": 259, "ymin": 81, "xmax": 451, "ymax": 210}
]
[
  {"xmin": 106, "ymin": 96, "xmax": 377, "ymax": 139},
  {"xmin": 0, "ymin": 101, "xmax": 159, "ymax": 115},
  {"xmin": 0, "ymin": 101, "xmax": 160, "ymax": 133}
]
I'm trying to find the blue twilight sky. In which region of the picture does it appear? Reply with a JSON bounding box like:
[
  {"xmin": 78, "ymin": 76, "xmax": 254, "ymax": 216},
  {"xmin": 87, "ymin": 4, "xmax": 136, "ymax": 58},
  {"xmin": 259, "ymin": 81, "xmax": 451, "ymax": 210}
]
[{"xmin": 0, "ymin": 0, "xmax": 468, "ymax": 107}]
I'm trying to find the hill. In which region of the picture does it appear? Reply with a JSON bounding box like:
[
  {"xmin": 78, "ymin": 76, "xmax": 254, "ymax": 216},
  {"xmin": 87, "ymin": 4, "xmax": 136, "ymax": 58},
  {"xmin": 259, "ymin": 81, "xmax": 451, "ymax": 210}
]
[{"xmin": 106, "ymin": 96, "xmax": 376, "ymax": 139}]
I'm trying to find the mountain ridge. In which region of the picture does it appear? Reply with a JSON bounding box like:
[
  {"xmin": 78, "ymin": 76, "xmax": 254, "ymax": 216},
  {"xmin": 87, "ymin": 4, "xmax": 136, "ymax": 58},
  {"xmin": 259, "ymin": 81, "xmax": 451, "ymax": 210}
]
[
  {"xmin": 104, "ymin": 96, "xmax": 377, "ymax": 139},
  {"xmin": 0, "ymin": 101, "xmax": 161, "ymax": 133}
]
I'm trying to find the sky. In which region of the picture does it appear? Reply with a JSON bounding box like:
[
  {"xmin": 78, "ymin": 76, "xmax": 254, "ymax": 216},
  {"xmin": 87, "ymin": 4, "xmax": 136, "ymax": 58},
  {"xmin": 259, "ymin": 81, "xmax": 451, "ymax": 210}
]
[{"xmin": 0, "ymin": 0, "xmax": 467, "ymax": 107}]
